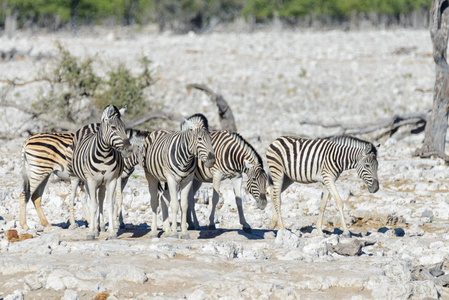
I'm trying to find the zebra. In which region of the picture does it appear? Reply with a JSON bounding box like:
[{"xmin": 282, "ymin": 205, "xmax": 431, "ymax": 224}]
[
  {"xmin": 266, "ymin": 135, "xmax": 379, "ymax": 236},
  {"xmin": 142, "ymin": 113, "xmax": 215, "ymax": 237},
  {"xmin": 19, "ymin": 132, "xmax": 75, "ymax": 230},
  {"xmin": 19, "ymin": 125, "xmax": 147, "ymax": 231},
  {"xmin": 68, "ymin": 104, "xmax": 133, "ymax": 239},
  {"xmin": 184, "ymin": 130, "xmax": 268, "ymax": 232}
]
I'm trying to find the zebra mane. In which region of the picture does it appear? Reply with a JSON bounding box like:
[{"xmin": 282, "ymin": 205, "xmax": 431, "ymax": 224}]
[
  {"xmin": 324, "ymin": 135, "xmax": 377, "ymax": 155},
  {"xmin": 180, "ymin": 113, "xmax": 209, "ymax": 131},
  {"xmin": 229, "ymin": 131, "xmax": 264, "ymax": 167}
]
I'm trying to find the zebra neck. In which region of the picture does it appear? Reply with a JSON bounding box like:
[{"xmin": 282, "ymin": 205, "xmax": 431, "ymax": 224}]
[
  {"xmin": 336, "ymin": 146, "xmax": 361, "ymax": 171},
  {"xmin": 178, "ymin": 131, "xmax": 196, "ymax": 165},
  {"xmin": 95, "ymin": 131, "xmax": 114, "ymax": 155}
]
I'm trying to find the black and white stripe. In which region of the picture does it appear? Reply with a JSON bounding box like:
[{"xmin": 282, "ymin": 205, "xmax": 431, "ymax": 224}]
[
  {"xmin": 266, "ymin": 135, "xmax": 379, "ymax": 235},
  {"xmin": 19, "ymin": 132, "xmax": 74, "ymax": 230},
  {"xmin": 68, "ymin": 104, "xmax": 132, "ymax": 239},
  {"xmin": 143, "ymin": 113, "xmax": 215, "ymax": 237},
  {"xmin": 186, "ymin": 130, "xmax": 267, "ymax": 232}
]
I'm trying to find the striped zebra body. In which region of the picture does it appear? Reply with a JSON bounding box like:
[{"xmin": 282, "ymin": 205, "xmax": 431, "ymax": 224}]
[
  {"xmin": 266, "ymin": 135, "xmax": 379, "ymax": 235},
  {"xmin": 143, "ymin": 114, "xmax": 215, "ymax": 237},
  {"xmin": 19, "ymin": 132, "xmax": 74, "ymax": 230},
  {"xmin": 187, "ymin": 130, "xmax": 267, "ymax": 231},
  {"xmin": 66, "ymin": 123, "xmax": 147, "ymax": 229},
  {"xmin": 69, "ymin": 105, "xmax": 132, "ymax": 239}
]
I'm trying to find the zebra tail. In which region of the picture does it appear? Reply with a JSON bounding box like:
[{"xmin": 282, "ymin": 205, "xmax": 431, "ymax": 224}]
[{"xmin": 21, "ymin": 148, "xmax": 31, "ymax": 202}]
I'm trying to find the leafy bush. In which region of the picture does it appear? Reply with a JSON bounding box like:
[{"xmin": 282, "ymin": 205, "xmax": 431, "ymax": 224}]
[
  {"xmin": 33, "ymin": 44, "xmax": 101, "ymax": 122},
  {"xmin": 93, "ymin": 56, "xmax": 155, "ymax": 118},
  {"xmin": 33, "ymin": 45, "xmax": 156, "ymax": 125}
]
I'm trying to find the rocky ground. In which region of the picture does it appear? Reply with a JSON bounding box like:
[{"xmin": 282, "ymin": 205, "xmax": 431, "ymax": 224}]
[{"xmin": 1, "ymin": 27, "xmax": 449, "ymax": 299}]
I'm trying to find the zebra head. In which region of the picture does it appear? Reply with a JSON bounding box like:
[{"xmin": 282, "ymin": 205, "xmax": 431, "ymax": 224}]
[
  {"xmin": 100, "ymin": 104, "xmax": 132, "ymax": 158},
  {"xmin": 181, "ymin": 114, "xmax": 216, "ymax": 168},
  {"xmin": 244, "ymin": 160, "xmax": 268, "ymax": 210},
  {"xmin": 356, "ymin": 143, "xmax": 379, "ymax": 193}
]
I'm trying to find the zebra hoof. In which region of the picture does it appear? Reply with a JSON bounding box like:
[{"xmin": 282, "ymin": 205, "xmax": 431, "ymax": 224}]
[
  {"xmin": 69, "ymin": 223, "xmax": 79, "ymax": 230},
  {"xmin": 87, "ymin": 234, "xmax": 95, "ymax": 240},
  {"xmin": 149, "ymin": 231, "xmax": 159, "ymax": 238},
  {"xmin": 342, "ymin": 231, "xmax": 351, "ymax": 238},
  {"xmin": 180, "ymin": 233, "xmax": 191, "ymax": 240},
  {"xmin": 242, "ymin": 226, "xmax": 252, "ymax": 233},
  {"xmin": 208, "ymin": 224, "xmax": 217, "ymax": 230},
  {"xmin": 94, "ymin": 231, "xmax": 100, "ymax": 238},
  {"xmin": 107, "ymin": 234, "xmax": 118, "ymax": 240}
]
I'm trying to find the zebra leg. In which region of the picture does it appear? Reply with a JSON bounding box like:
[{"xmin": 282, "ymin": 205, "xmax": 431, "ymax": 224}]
[
  {"xmin": 316, "ymin": 188, "xmax": 331, "ymax": 235},
  {"xmin": 81, "ymin": 184, "xmax": 91, "ymax": 225},
  {"xmin": 31, "ymin": 176, "xmax": 52, "ymax": 228},
  {"xmin": 146, "ymin": 174, "xmax": 160, "ymax": 236},
  {"xmin": 187, "ymin": 179, "xmax": 202, "ymax": 230},
  {"xmin": 19, "ymin": 190, "xmax": 29, "ymax": 230},
  {"xmin": 98, "ymin": 186, "xmax": 106, "ymax": 232},
  {"xmin": 112, "ymin": 178, "xmax": 123, "ymax": 230},
  {"xmin": 179, "ymin": 177, "xmax": 193, "ymax": 238},
  {"xmin": 106, "ymin": 178, "xmax": 118, "ymax": 239},
  {"xmin": 232, "ymin": 176, "xmax": 251, "ymax": 232},
  {"xmin": 69, "ymin": 177, "xmax": 80, "ymax": 229},
  {"xmin": 324, "ymin": 180, "xmax": 350, "ymax": 237},
  {"xmin": 113, "ymin": 176, "xmax": 128, "ymax": 230},
  {"xmin": 167, "ymin": 177, "xmax": 180, "ymax": 234},
  {"xmin": 86, "ymin": 182, "xmax": 99, "ymax": 240},
  {"xmin": 160, "ymin": 185, "xmax": 171, "ymax": 233},
  {"xmin": 208, "ymin": 173, "xmax": 223, "ymax": 230},
  {"xmin": 268, "ymin": 175, "xmax": 284, "ymax": 230}
]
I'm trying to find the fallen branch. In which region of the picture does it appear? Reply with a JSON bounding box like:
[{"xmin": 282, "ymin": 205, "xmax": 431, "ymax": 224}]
[
  {"xmin": 299, "ymin": 111, "xmax": 428, "ymax": 139},
  {"xmin": 125, "ymin": 110, "xmax": 185, "ymax": 128},
  {"xmin": 186, "ymin": 83, "xmax": 237, "ymax": 132}
]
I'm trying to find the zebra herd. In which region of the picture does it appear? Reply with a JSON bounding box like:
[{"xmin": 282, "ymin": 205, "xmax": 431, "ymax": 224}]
[{"xmin": 19, "ymin": 104, "xmax": 379, "ymax": 239}]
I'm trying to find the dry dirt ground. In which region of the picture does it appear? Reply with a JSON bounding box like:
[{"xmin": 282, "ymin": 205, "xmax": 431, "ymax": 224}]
[{"xmin": 1, "ymin": 27, "xmax": 449, "ymax": 299}]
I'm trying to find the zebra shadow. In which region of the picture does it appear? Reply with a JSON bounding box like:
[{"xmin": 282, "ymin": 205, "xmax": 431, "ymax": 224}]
[{"xmin": 198, "ymin": 228, "xmax": 268, "ymax": 240}]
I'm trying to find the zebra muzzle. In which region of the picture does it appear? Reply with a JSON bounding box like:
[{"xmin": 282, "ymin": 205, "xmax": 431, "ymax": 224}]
[
  {"xmin": 120, "ymin": 139, "xmax": 133, "ymax": 158},
  {"xmin": 257, "ymin": 194, "xmax": 267, "ymax": 210},
  {"xmin": 368, "ymin": 180, "xmax": 379, "ymax": 193}
]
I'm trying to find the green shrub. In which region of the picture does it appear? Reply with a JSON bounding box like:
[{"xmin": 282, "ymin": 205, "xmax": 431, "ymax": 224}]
[
  {"xmin": 33, "ymin": 45, "xmax": 156, "ymax": 125},
  {"xmin": 93, "ymin": 56, "xmax": 155, "ymax": 118}
]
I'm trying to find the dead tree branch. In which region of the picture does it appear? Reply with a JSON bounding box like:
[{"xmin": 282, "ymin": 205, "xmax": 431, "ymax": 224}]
[
  {"xmin": 124, "ymin": 110, "xmax": 185, "ymax": 128},
  {"xmin": 299, "ymin": 112, "xmax": 427, "ymax": 139},
  {"xmin": 415, "ymin": 0, "xmax": 449, "ymax": 161},
  {"xmin": 186, "ymin": 83, "xmax": 237, "ymax": 132}
]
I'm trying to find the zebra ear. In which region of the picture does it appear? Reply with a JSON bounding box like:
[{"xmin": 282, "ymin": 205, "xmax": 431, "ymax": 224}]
[
  {"xmin": 119, "ymin": 105, "xmax": 127, "ymax": 117},
  {"xmin": 101, "ymin": 105, "xmax": 114, "ymax": 122},
  {"xmin": 365, "ymin": 143, "xmax": 373, "ymax": 154},
  {"xmin": 244, "ymin": 160, "xmax": 254, "ymax": 170}
]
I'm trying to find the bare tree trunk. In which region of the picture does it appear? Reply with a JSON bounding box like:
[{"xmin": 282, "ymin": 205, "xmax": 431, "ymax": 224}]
[
  {"xmin": 186, "ymin": 83, "xmax": 237, "ymax": 132},
  {"xmin": 4, "ymin": 0, "xmax": 17, "ymax": 39},
  {"xmin": 415, "ymin": 0, "xmax": 449, "ymax": 161},
  {"xmin": 70, "ymin": 0, "xmax": 80, "ymax": 34}
]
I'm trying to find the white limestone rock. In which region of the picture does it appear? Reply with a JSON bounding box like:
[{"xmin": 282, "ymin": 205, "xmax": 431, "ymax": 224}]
[
  {"xmin": 45, "ymin": 268, "xmax": 73, "ymax": 291},
  {"xmin": 93, "ymin": 264, "xmax": 148, "ymax": 284},
  {"xmin": 274, "ymin": 229, "xmax": 300, "ymax": 249},
  {"xmin": 62, "ymin": 289, "xmax": 79, "ymax": 300},
  {"xmin": 23, "ymin": 273, "xmax": 42, "ymax": 291},
  {"xmin": 3, "ymin": 290, "xmax": 24, "ymax": 300},
  {"xmin": 8, "ymin": 233, "xmax": 60, "ymax": 255}
]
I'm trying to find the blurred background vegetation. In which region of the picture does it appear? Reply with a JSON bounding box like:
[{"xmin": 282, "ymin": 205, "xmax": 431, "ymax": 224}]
[{"xmin": 0, "ymin": 0, "xmax": 432, "ymax": 34}]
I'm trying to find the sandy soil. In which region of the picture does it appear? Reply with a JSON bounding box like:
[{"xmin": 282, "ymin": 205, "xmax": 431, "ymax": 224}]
[{"xmin": 1, "ymin": 27, "xmax": 449, "ymax": 300}]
